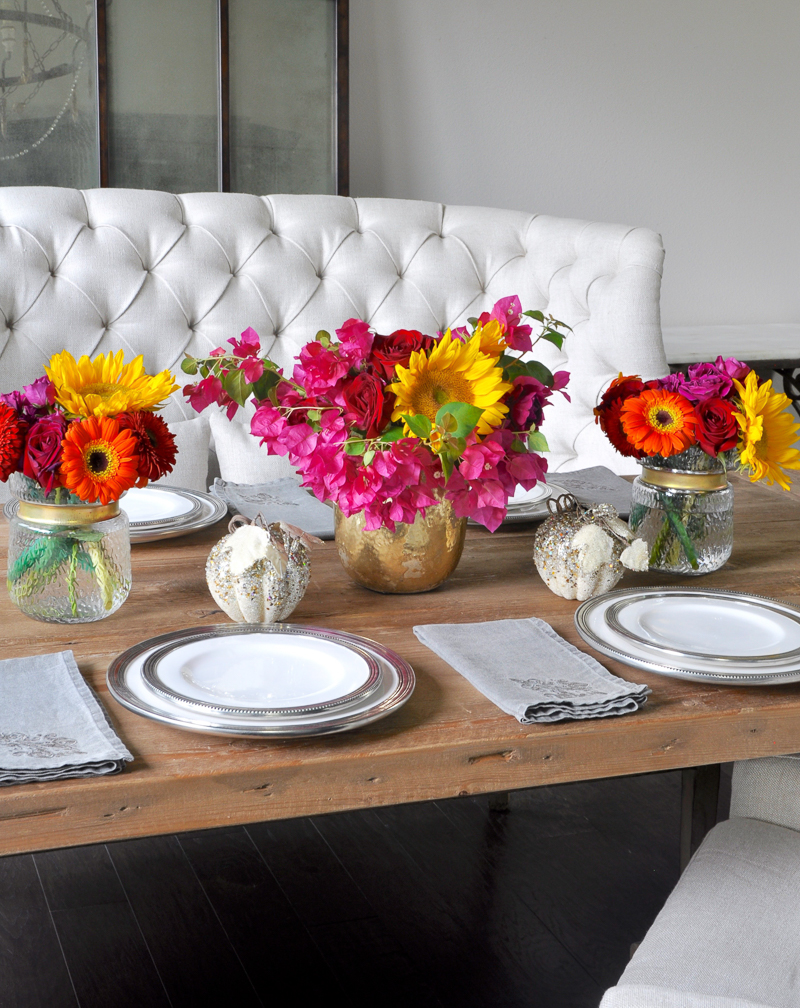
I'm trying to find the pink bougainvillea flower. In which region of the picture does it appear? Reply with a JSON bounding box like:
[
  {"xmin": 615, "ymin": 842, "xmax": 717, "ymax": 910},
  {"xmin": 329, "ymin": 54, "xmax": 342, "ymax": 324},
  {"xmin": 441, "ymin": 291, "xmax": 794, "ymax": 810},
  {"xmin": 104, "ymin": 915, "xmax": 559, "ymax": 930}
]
[
  {"xmin": 335, "ymin": 318, "xmax": 374, "ymax": 367},
  {"xmin": 241, "ymin": 357, "xmax": 264, "ymax": 384},
  {"xmin": 293, "ymin": 341, "xmax": 350, "ymax": 395},
  {"xmin": 183, "ymin": 375, "xmax": 224, "ymax": 412},
  {"xmin": 228, "ymin": 326, "xmax": 261, "ymax": 357}
]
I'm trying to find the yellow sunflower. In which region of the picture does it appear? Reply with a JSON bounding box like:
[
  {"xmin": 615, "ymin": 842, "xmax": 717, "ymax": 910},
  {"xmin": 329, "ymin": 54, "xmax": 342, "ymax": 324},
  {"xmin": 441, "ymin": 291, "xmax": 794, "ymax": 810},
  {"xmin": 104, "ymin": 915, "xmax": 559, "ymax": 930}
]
[
  {"xmin": 46, "ymin": 349, "xmax": 179, "ymax": 418},
  {"xmin": 733, "ymin": 371, "xmax": 800, "ymax": 490},
  {"xmin": 471, "ymin": 319, "xmax": 507, "ymax": 357},
  {"xmin": 387, "ymin": 329, "xmax": 512, "ymax": 437}
]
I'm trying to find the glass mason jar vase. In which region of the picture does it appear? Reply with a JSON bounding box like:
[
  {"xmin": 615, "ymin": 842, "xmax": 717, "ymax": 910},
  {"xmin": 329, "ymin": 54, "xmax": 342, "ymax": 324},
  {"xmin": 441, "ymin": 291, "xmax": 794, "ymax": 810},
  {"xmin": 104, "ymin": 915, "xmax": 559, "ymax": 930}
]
[
  {"xmin": 628, "ymin": 446, "xmax": 735, "ymax": 575},
  {"xmin": 6, "ymin": 473, "xmax": 131, "ymax": 622}
]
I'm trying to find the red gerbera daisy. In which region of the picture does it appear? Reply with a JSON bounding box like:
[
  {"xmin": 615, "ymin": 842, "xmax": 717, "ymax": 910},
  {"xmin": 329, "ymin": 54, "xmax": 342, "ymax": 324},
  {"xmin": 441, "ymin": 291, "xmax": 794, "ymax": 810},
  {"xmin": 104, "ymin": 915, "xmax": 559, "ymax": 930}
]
[
  {"xmin": 0, "ymin": 402, "xmax": 25, "ymax": 481},
  {"xmin": 593, "ymin": 374, "xmax": 646, "ymax": 458},
  {"xmin": 117, "ymin": 411, "xmax": 177, "ymax": 487}
]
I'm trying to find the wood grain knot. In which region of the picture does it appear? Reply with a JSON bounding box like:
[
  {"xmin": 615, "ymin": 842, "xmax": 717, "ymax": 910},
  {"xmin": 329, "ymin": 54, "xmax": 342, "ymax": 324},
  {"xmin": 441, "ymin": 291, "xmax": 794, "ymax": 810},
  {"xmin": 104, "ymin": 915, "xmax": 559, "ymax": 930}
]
[{"xmin": 467, "ymin": 749, "xmax": 518, "ymax": 765}]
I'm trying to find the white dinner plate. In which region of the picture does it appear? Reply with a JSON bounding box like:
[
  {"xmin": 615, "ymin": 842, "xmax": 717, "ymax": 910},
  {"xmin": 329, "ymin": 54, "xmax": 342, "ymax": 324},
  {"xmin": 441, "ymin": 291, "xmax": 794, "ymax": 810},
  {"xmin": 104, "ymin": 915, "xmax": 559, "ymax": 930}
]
[
  {"xmin": 507, "ymin": 482, "xmax": 552, "ymax": 508},
  {"xmin": 107, "ymin": 624, "xmax": 415, "ymax": 737},
  {"xmin": 141, "ymin": 626, "xmax": 383, "ymax": 715},
  {"xmin": 575, "ymin": 588, "xmax": 800, "ymax": 684},
  {"xmin": 121, "ymin": 486, "xmax": 199, "ymax": 525},
  {"xmin": 606, "ymin": 593, "xmax": 800, "ymax": 664}
]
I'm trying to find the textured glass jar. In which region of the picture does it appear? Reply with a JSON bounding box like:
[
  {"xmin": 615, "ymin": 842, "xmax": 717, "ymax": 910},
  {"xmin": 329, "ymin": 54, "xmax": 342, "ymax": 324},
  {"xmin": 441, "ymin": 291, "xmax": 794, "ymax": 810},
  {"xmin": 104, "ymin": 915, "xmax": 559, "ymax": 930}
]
[
  {"xmin": 6, "ymin": 474, "xmax": 131, "ymax": 622},
  {"xmin": 628, "ymin": 446, "xmax": 734, "ymax": 575}
]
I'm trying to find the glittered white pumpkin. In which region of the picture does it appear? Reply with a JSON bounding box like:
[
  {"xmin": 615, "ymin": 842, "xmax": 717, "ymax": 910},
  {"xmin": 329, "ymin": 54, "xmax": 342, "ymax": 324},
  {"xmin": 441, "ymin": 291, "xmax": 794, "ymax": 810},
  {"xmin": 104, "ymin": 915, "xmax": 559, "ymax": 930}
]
[
  {"xmin": 206, "ymin": 517, "xmax": 320, "ymax": 623},
  {"xmin": 533, "ymin": 498, "xmax": 648, "ymax": 601}
]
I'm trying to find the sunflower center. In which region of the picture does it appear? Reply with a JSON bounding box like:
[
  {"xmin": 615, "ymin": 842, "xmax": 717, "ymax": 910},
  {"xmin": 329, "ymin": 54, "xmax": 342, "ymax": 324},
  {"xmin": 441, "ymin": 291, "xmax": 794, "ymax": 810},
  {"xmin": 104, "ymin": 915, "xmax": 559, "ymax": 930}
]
[
  {"xmin": 79, "ymin": 382, "xmax": 120, "ymax": 399},
  {"xmin": 82, "ymin": 440, "xmax": 121, "ymax": 481},
  {"xmin": 647, "ymin": 405, "xmax": 682, "ymax": 433},
  {"xmin": 408, "ymin": 370, "xmax": 474, "ymax": 421}
]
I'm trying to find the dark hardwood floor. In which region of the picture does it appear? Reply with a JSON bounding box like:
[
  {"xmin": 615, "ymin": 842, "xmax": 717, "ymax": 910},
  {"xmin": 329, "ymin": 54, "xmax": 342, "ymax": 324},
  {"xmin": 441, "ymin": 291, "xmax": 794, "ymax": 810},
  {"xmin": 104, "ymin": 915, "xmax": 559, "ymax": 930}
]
[{"xmin": 0, "ymin": 772, "xmax": 684, "ymax": 1008}]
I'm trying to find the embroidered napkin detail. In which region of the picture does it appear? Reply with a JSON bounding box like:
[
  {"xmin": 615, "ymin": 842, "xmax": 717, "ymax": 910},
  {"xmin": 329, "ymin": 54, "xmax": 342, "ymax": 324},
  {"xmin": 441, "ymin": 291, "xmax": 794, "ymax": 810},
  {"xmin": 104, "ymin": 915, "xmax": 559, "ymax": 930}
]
[{"xmin": 0, "ymin": 651, "xmax": 132, "ymax": 785}]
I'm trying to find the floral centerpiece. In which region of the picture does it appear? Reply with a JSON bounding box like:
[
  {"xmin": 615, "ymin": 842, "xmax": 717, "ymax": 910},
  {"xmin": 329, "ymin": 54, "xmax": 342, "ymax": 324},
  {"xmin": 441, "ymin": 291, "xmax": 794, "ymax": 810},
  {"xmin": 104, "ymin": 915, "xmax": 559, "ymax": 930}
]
[
  {"xmin": 182, "ymin": 296, "xmax": 570, "ymax": 590},
  {"xmin": 183, "ymin": 296, "xmax": 570, "ymax": 532},
  {"xmin": 594, "ymin": 358, "xmax": 800, "ymax": 573},
  {"xmin": 0, "ymin": 351, "xmax": 179, "ymax": 620}
]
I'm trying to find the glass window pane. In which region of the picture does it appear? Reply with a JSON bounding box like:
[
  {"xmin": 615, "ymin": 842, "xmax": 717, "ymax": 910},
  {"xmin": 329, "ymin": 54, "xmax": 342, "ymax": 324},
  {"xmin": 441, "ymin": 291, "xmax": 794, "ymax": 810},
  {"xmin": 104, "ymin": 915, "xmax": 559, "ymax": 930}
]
[
  {"xmin": 229, "ymin": 0, "xmax": 335, "ymax": 195},
  {"xmin": 0, "ymin": 0, "xmax": 99, "ymax": 187},
  {"xmin": 106, "ymin": 0, "xmax": 219, "ymax": 192}
]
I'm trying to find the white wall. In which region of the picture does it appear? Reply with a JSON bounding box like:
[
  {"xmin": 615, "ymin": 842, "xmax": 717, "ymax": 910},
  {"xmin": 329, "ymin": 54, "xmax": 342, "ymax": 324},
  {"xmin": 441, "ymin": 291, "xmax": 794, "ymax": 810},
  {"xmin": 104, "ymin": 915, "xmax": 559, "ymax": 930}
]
[{"xmin": 349, "ymin": 0, "xmax": 800, "ymax": 342}]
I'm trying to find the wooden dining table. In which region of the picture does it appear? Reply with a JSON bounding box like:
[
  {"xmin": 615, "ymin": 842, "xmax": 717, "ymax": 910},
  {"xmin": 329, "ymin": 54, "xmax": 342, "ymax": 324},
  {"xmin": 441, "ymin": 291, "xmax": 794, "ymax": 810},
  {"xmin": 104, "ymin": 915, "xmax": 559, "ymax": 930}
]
[{"xmin": 0, "ymin": 475, "xmax": 799, "ymax": 859}]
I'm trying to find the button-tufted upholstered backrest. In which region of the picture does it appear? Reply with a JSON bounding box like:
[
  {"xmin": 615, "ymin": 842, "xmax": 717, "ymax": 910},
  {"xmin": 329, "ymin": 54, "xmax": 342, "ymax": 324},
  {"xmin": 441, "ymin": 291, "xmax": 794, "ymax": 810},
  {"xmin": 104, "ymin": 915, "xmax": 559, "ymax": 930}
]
[{"xmin": 0, "ymin": 187, "xmax": 668, "ymax": 476}]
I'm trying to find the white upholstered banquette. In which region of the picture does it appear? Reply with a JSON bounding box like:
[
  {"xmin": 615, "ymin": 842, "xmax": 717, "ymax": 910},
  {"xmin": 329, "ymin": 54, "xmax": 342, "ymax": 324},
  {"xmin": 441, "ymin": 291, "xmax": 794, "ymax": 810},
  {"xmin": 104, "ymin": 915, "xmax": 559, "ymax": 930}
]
[{"xmin": 0, "ymin": 187, "xmax": 669, "ymax": 490}]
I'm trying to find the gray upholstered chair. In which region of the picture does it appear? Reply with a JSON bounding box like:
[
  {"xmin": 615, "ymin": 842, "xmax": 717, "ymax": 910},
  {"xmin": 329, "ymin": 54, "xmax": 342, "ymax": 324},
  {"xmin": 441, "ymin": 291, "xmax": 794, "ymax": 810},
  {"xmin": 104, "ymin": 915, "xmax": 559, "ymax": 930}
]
[{"xmin": 601, "ymin": 754, "xmax": 800, "ymax": 1008}]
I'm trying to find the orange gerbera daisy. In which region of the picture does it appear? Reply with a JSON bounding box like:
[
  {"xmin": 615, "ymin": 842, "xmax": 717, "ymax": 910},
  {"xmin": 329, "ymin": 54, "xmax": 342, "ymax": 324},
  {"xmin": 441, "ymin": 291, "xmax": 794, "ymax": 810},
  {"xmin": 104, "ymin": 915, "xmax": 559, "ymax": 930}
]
[
  {"xmin": 620, "ymin": 389, "xmax": 698, "ymax": 457},
  {"xmin": 60, "ymin": 416, "xmax": 140, "ymax": 504}
]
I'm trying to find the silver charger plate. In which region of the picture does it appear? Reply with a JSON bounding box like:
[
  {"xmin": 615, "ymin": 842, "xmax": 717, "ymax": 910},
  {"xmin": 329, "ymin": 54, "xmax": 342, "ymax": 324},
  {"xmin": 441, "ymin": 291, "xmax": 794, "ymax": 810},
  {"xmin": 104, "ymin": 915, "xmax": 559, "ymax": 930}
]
[
  {"xmin": 575, "ymin": 587, "xmax": 800, "ymax": 685},
  {"xmin": 3, "ymin": 486, "xmax": 227, "ymax": 543},
  {"xmin": 604, "ymin": 591, "xmax": 800, "ymax": 665},
  {"xmin": 107, "ymin": 623, "xmax": 416, "ymax": 737},
  {"xmin": 467, "ymin": 482, "xmax": 568, "ymax": 526},
  {"xmin": 141, "ymin": 624, "xmax": 383, "ymax": 716}
]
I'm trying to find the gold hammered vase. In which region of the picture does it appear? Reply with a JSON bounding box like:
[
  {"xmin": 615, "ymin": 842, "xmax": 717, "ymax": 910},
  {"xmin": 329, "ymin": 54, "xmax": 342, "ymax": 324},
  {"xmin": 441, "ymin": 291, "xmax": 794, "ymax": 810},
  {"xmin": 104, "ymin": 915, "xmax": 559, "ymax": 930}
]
[{"xmin": 334, "ymin": 499, "xmax": 467, "ymax": 593}]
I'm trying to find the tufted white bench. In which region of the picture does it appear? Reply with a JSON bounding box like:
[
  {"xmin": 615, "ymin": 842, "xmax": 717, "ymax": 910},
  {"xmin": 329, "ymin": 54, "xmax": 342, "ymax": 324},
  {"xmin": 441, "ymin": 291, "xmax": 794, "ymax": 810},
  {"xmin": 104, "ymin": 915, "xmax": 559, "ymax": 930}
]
[{"xmin": 0, "ymin": 187, "xmax": 668, "ymax": 494}]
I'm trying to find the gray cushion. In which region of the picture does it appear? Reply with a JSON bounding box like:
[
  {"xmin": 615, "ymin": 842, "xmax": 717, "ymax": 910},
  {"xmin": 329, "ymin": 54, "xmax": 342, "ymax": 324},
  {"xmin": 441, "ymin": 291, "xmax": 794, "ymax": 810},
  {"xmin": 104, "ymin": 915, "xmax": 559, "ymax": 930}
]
[
  {"xmin": 616, "ymin": 817, "xmax": 800, "ymax": 1008},
  {"xmin": 601, "ymin": 985, "xmax": 772, "ymax": 1008},
  {"xmin": 731, "ymin": 755, "xmax": 800, "ymax": 832}
]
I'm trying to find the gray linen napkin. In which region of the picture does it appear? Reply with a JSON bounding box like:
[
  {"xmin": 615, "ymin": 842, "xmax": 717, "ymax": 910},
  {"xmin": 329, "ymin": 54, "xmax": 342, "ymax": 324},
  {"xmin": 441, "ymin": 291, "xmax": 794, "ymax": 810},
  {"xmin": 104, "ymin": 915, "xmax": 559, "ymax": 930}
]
[
  {"xmin": 414, "ymin": 617, "xmax": 650, "ymax": 723},
  {"xmin": 0, "ymin": 651, "xmax": 132, "ymax": 785},
  {"xmin": 210, "ymin": 477, "xmax": 335, "ymax": 539},
  {"xmin": 550, "ymin": 466, "xmax": 633, "ymax": 518}
]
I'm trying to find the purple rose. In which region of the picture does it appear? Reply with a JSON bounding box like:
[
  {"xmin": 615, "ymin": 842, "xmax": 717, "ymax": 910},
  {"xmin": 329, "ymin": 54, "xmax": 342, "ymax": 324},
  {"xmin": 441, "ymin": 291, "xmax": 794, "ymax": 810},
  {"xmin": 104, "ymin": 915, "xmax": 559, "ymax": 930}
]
[
  {"xmin": 714, "ymin": 356, "xmax": 751, "ymax": 383},
  {"xmin": 0, "ymin": 376, "xmax": 56, "ymax": 421},
  {"xmin": 681, "ymin": 362, "xmax": 733, "ymax": 402},
  {"xmin": 22, "ymin": 413, "xmax": 68, "ymax": 494},
  {"xmin": 658, "ymin": 372, "xmax": 689, "ymax": 395}
]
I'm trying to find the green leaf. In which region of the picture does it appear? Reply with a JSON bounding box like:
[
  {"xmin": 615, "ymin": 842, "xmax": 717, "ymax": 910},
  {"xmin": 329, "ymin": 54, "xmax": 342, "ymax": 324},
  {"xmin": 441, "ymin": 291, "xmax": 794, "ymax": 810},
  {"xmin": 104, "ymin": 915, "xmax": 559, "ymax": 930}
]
[
  {"xmin": 511, "ymin": 437, "xmax": 526, "ymax": 453},
  {"xmin": 402, "ymin": 413, "xmax": 433, "ymax": 439},
  {"xmin": 363, "ymin": 449, "xmax": 375, "ymax": 466},
  {"xmin": 251, "ymin": 368, "xmax": 280, "ymax": 403},
  {"xmin": 440, "ymin": 453, "xmax": 454, "ymax": 481},
  {"xmin": 181, "ymin": 356, "xmax": 198, "ymax": 375},
  {"xmin": 343, "ymin": 440, "xmax": 365, "ymax": 456},
  {"xmin": 467, "ymin": 317, "xmax": 479, "ymax": 327},
  {"xmin": 221, "ymin": 368, "xmax": 251, "ymax": 406},
  {"xmin": 527, "ymin": 430, "xmax": 549, "ymax": 452},
  {"xmin": 521, "ymin": 360, "xmax": 555, "ymax": 386},
  {"xmin": 199, "ymin": 364, "xmax": 209, "ymax": 379},
  {"xmin": 316, "ymin": 329, "xmax": 332, "ymax": 347},
  {"xmin": 434, "ymin": 401, "xmax": 483, "ymax": 438},
  {"xmin": 377, "ymin": 425, "xmax": 406, "ymax": 443},
  {"xmin": 541, "ymin": 330, "xmax": 565, "ymax": 349},
  {"xmin": 306, "ymin": 409, "xmax": 321, "ymax": 423},
  {"xmin": 523, "ymin": 309, "xmax": 545, "ymax": 322}
]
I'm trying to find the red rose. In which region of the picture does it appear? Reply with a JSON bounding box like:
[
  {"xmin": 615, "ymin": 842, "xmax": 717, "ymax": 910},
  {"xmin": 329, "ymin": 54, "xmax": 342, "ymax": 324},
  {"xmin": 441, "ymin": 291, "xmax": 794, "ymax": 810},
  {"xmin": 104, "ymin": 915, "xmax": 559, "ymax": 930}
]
[
  {"xmin": 695, "ymin": 397, "xmax": 738, "ymax": 457},
  {"xmin": 22, "ymin": 413, "xmax": 67, "ymax": 493},
  {"xmin": 369, "ymin": 329, "xmax": 435, "ymax": 380},
  {"xmin": 341, "ymin": 373, "xmax": 392, "ymax": 439}
]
